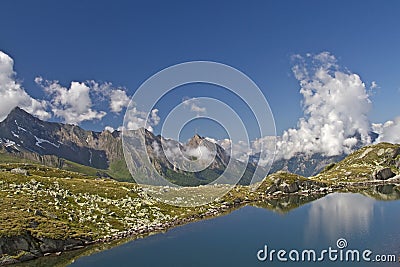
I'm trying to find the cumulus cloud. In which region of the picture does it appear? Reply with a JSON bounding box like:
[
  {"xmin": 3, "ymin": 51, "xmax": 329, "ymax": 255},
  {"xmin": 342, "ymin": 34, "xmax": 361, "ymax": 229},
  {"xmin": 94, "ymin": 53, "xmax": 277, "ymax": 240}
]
[
  {"xmin": 0, "ymin": 51, "xmax": 50, "ymax": 121},
  {"xmin": 182, "ymin": 97, "xmax": 207, "ymax": 115},
  {"xmin": 124, "ymin": 106, "xmax": 160, "ymax": 132},
  {"xmin": 218, "ymin": 139, "xmax": 250, "ymax": 162},
  {"xmin": 150, "ymin": 109, "xmax": 160, "ymax": 126},
  {"xmin": 184, "ymin": 145, "xmax": 214, "ymax": 162},
  {"xmin": 276, "ymin": 52, "xmax": 373, "ymax": 159},
  {"xmin": 110, "ymin": 89, "xmax": 130, "ymax": 113},
  {"xmin": 35, "ymin": 77, "xmax": 130, "ymax": 124},
  {"xmin": 88, "ymin": 81, "xmax": 130, "ymax": 113},
  {"xmin": 215, "ymin": 52, "xmax": 375, "ymax": 165},
  {"xmin": 250, "ymin": 136, "xmax": 277, "ymax": 165},
  {"xmin": 0, "ymin": 51, "xmax": 131, "ymax": 125},
  {"xmin": 373, "ymin": 118, "xmax": 400, "ymax": 144},
  {"xmin": 35, "ymin": 77, "xmax": 106, "ymax": 124},
  {"xmin": 152, "ymin": 137, "xmax": 216, "ymax": 172},
  {"xmin": 169, "ymin": 53, "xmax": 393, "ymax": 165},
  {"xmin": 215, "ymin": 136, "xmax": 277, "ymax": 166}
]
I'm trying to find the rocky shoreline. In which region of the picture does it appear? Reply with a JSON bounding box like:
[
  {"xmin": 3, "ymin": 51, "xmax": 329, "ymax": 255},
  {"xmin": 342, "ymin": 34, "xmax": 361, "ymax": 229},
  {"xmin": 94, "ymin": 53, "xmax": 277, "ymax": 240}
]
[
  {"xmin": 0, "ymin": 177, "xmax": 399, "ymax": 265},
  {"xmin": 1, "ymin": 177, "xmax": 399, "ymax": 265},
  {"xmin": 0, "ymin": 180, "xmax": 331, "ymax": 266},
  {"xmin": 0, "ymin": 198, "xmax": 244, "ymax": 266},
  {"xmin": 0, "ymin": 181, "xmax": 352, "ymax": 265}
]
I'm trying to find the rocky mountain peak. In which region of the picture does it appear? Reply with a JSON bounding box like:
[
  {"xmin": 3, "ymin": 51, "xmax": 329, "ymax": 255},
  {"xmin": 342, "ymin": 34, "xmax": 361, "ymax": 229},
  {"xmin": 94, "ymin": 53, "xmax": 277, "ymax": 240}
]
[
  {"xmin": 193, "ymin": 133, "xmax": 202, "ymax": 139},
  {"xmin": 3, "ymin": 106, "xmax": 35, "ymax": 123},
  {"xmin": 187, "ymin": 134, "xmax": 204, "ymax": 147}
]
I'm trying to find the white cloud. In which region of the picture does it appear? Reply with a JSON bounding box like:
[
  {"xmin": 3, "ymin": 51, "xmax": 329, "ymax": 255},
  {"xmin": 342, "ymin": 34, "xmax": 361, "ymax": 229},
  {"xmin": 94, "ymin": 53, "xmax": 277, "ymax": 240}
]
[
  {"xmin": 154, "ymin": 137, "xmax": 216, "ymax": 172},
  {"xmin": 368, "ymin": 81, "xmax": 379, "ymax": 96},
  {"xmin": 124, "ymin": 106, "xmax": 160, "ymax": 132},
  {"xmin": 35, "ymin": 77, "xmax": 131, "ymax": 124},
  {"xmin": 205, "ymin": 137, "xmax": 217, "ymax": 143},
  {"xmin": 250, "ymin": 136, "xmax": 277, "ymax": 165},
  {"xmin": 160, "ymin": 139, "xmax": 181, "ymax": 159},
  {"xmin": 35, "ymin": 78, "xmax": 106, "ymax": 124},
  {"xmin": 370, "ymin": 81, "xmax": 379, "ymax": 90},
  {"xmin": 0, "ymin": 51, "xmax": 50, "ymax": 121},
  {"xmin": 373, "ymin": 118, "xmax": 400, "ymax": 144},
  {"xmin": 104, "ymin": 126, "xmax": 115, "ymax": 133},
  {"xmin": 214, "ymin": 136, "xmax": 277, "ymax": 166},
  {"xmin": 183, "ymin": 145, "xmax": 214, "ymax": 162},
  {"xmin": 218, "ymin": 138, "xmax": 232, "ymax": 151},
  {"xmin": 150, "ymin": 109, "xmax": 160, "ymax": 126},
  {"xmin": 182, "ymin": 97, "xmax": 207, "ymax": 115},
  {"xmin": 216, "ymin": 138, "xmax": 251, "ymax": 163},
  {"xmin": 88, "ymin": 80, "xmax": 113, "ymax": 95},
  {"xmin": 109, "ymin": 89, "xmax": 130, "ymax": 113},
  {"xmin": 276, "ymin": 52, "xmax": 373, "ymax": 159},
  {"xmin": 82, "ymin": 80, "xmax": 130, "ymax": 114}
]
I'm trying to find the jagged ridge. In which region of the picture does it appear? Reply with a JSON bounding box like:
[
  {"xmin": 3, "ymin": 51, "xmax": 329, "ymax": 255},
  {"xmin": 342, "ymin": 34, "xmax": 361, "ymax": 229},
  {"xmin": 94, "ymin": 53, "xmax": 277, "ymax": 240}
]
[{"xmin": 0, "ymin": 107, "xmax": 262, "ymax": 186}]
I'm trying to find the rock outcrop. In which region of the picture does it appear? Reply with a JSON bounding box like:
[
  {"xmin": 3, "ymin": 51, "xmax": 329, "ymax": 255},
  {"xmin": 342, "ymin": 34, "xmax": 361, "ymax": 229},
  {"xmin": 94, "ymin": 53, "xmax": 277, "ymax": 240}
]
[
  {"xmin": 372, "ymin": 168, "xmax": 396, "ymax": 180},
  {"xmin": 0, "ymin": 232, "xmax": 88, "ymax": 265},
  {"xmin": 391, "ymin": 147, "xmax": 400, "ymax": 159},
  {"xmin": 265, "ymin": 176, "xmax": 327, "ymax": 195}
]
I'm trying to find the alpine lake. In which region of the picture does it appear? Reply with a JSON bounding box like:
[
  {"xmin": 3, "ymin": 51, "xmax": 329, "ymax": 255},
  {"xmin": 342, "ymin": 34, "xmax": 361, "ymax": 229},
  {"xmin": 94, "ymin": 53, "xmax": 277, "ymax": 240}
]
[{"xmin": 17, "ymin": 184, "xmax": 400, "ymax": 267}]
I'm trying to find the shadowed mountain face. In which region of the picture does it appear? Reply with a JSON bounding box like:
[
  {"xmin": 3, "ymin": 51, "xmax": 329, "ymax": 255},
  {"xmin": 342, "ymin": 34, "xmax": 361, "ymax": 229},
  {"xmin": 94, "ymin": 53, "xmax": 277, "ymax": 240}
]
[
  {"xmin": 0, "ymin": 107, "xmax": 122, "ymax": 169},
  {"xmin": 268, "ymin": 153, "xmax": 346, "ymax": 177}
]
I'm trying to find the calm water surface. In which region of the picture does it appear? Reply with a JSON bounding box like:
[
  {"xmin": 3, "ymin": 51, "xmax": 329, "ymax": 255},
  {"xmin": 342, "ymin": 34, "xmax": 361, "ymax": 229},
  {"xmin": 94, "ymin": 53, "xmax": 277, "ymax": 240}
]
[{"xmin": 69, "ymin": 193, "xmax": 400, "ymax": 267}]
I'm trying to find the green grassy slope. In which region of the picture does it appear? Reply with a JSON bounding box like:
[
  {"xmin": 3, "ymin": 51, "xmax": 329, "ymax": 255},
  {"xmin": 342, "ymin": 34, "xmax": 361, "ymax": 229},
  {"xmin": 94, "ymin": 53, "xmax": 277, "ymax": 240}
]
[
  {"xmin": 314, "ymin": 142, "xmax": 400, "ymax": 183},
  {"xmin": 1, "ymin": 142, "xmax": 400, "ymax": 264}
]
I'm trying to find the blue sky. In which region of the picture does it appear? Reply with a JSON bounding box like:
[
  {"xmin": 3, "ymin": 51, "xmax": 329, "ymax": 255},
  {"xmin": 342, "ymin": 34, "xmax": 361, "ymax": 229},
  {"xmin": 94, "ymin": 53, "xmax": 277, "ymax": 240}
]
[{"xmin": 1, "ymin": 0, "xmax": 400, "ymax": 143}]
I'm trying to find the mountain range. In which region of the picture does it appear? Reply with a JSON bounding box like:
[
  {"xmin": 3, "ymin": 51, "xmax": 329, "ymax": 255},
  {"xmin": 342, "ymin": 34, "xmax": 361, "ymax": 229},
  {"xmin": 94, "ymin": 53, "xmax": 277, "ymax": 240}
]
[
  {"xmin": 0, "ymin": 107, "xmax": 262, "ymax": 185},
  {"xmin": 0, "ymin": 107, "xmax": 377, "ymax": 184}
]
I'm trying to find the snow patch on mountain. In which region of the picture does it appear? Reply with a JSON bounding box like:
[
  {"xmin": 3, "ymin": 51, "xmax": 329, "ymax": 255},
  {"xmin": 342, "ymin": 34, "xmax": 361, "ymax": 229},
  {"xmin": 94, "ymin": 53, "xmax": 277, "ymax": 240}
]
[
  {"xmin": 34, "ymin": 135, "xmax": 60, "ymax": 149},
  {"xmin": 11, "ymin": 131, "xmax": 19, "ymax": 138},
  {"xmin": 4, "ymin": 139, "xmax": 15, "ymax": 147}
]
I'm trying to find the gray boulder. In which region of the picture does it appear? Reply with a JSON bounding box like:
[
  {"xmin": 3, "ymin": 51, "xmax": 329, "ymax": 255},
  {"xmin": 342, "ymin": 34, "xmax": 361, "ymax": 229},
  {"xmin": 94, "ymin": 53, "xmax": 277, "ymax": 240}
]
[
  {"xmin": 282, "ymin": 182, "xmax": 299, "ymax": 193},
  {"xmin": 372, "ymin": 168, "xmax": 396, "ymax": 180},
  {"xmin": 265, "ymin": 184, "xmax": 278, "ymax": 195}
]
